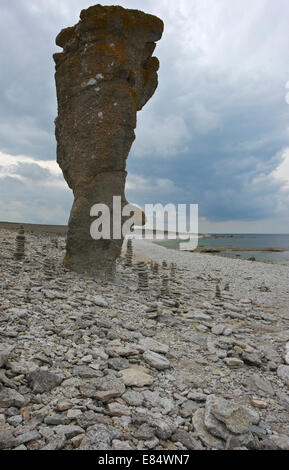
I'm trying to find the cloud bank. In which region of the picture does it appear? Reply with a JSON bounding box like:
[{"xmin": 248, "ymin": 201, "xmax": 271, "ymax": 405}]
[{"xmin": 0, "ymin": 0, "xmax": 289, "ymax": 232}]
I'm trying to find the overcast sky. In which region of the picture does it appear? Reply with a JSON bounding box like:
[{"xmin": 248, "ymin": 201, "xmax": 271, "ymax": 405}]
[{"xmin": 1, "ymin": 0, "xmax": 289, "ymax": 232}]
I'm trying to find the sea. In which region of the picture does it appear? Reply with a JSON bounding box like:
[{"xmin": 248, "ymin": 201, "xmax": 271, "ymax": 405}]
[{"xmin": 154, "ymin": 234, "xmax": 289, "ymax": 266}]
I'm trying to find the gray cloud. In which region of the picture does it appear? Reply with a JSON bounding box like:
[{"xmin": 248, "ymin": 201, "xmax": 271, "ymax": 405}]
[{"xmin": 0, "ymin": 0, "xmax": 289, "ymax": 230}]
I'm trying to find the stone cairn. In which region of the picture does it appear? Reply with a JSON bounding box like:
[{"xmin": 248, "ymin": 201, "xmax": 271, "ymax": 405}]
[
  {"xmin": 104, "ymin": 262, "xmax": 116, "ymax": 283},
  {"xmin": 215, "ymin": 283, "xmax": 221, "ymax": 299},
  {"xmin": 51, "ymin": 238, "xmax": 59, "ymax": 249},
  {"xmin": 162, "ymin": 260, "xmax": 168, "ymax": 270},
  {"xmin": 14, "ymin": 226, "xmax": 25, "ymax": 260},
  {"xmin": 160, "ymin": 274, "xmax": 169, "ymax": 298},
  {"xmin": 144, "ymin": 302, "xmax": 159, "ymax": 319},
  {"xmin": 137, "ymin": 261, "xmax": 149, "ymax": 292},
  {"xmin": 53, "ymin": 5, "xmax": 163, "ymax": 275},
  {"xmin": 170, "ymin": 262, "xmax": 176, "ymax": 280},
  {"xmin": 152, "ymin": 262, "xmax": 159, "ymax": 277},
  {"xmin": 43, "ymin": 257, "xmax": 55, "ymax": 281},
  {"xmin": 125, "ymin": 239, "xmax": 133, "ymax": 267}
]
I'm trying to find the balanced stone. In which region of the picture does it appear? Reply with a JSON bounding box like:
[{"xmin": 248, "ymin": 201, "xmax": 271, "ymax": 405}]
[
  {"xmin": 14, "ymin": 226, "xmax": 25, "ymax": 260},
  {"xmin": 43, "ymin": 257, "xmax": 55, "ymax": 280},
  {"xmin": 215, "ymin": 284, "xmax": 221, "ymax": 299},
  {"xmin": 170, "ymin": 262, "xmax": 176, "ymax": 279},
  {"xmin": 160, "ymin": 274, "xmax": 169, "ymax": 297},
  {"xmin": 53, "ymin": 5, "xmax": 163, "ymax": 275},
  {"xmin": 152, "ymin": 262, "xmax": 159, "ymax": 276}
]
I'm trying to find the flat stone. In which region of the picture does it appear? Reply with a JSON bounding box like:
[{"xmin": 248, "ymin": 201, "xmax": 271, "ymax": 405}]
[
  {"xmin": 27, "ymin": 370, "xmax": 63, "ymax": 393},
  {"xmin": 134, "ymin": 423, "xmax": 156, "ymax": 440},
  {"xmin": 0, "ymin": 345, "xmax": 14, "ymax": 367},
  {"xmin": 92, "ymin": 296, "xmax": 108, "ymax": 308},
  {"xmin": 138, "ymin": 338, "xmax": 169, "ymax": 354},
  {"xmin": 0, "ymin": 388, "xmax": 25, "ymax": 408},
  {"xmin": 224, "ymin": 358, "xmax": 244, "ymax": 369},
  {"xmin": 277, "ymin": 365, "xmax": 289, "ymax": 388},
  {"xmin": 212, "ymin": 324, "xmax": 225, "ymax": 335},
  {"xmin": 247, "ymin": 373, "xmax": 275, "ymax": 396},
  {"xmin": 79, "ymin": 424, "xmax": 120, "ymax": 450},
  {"xmin": 57, "ymin": 400, "xmax": 73, "ymax": 411},
  {"xmin": 180, "ymin": 400, "xmax": 200, "ymax": 418},
  {"xmin": 106, "ymin": 402, "xmax": 131, "ymax": 416},
  {"xmin": 122, "ymin": 390, "xmax": 144, "ymax": 406},
  {"xmin": 269, "ymin": 434, "xmax": 289, "ymax": 450},
  {"xmin": 41, "ymin": 436, "xmax": 66, "ymax": 450},
  {"xmin": 242, "ymin": 351, "xmax": 262, "ymax": 367},
  {"xmin": 15, "ymin": 431, "xmax": 41, "ymax": 446},
  {"xmin": 112, "ymin": 439, "xmax": 135, "ymax": 450},
  {"xmin": 192, "ymin": 408, "xmax": 225, "ymax": 450},
  {"xmin": 250, "ymin": 397, "xmax": 268, "ymax": 409},
  {"xmin": 44, "ymin": 414, "xmax": 68, "ymax": 425},
  {"xmin": 73, "ymin": 365, "xmax": 101, "ymax": 378},
  {"xmin": 0, "ymin": 431, "xmax": 18, "ymax": 449},
  {"xmin": 171, "ymin": 428, "xmax": 202, "ymax": 450},
  {"xmin": 143, "ymin": 351, "xmax": 171, "ymax": 370},
  {"xmin": 108, "ymin": 357, "xmax": 130, "ymax": 370},
  {"xmin": 187, "ymin": 311, "xmax": 212, "ymax": 322},
  {"xmin": 209, "ymin": 396, "xmax": 253, "ymax": 435},
  {"xmin": 121, "ymin": 366, "xmax": 153, "ymax": 387},
  {"xmin": 54, "ymin": 425, "xmax": 85, "ymax": 439},
  {"xmin": 71, "ymin": 434, "xmax": 85, "ymax": 448},
  {"xmin": 67, "ymin": 409, "xmax": 83, "ymax": 419},
  {"xmin": 94, "ymin": 376, "xmax": 126, "ymax": 398}
]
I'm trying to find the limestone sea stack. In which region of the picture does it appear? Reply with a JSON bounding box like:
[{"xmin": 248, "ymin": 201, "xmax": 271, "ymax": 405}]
[{"xmin": 54, "ymin": 5, "xmax": 163, "ymax": 275}]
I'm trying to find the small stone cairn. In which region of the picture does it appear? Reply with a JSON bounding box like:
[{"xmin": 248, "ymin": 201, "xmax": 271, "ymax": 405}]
[
  {"xmin": 104, "ymin": 263, "xmax": 116, "ymax": 283},
  {"xmin": 224, "ymin": 282, "xmax": 230, "ymax": 291},
  {"xmin": 43, "ymin": 257, "xmax": 55, "ymax": 280},
  {"xmin": 170, "ymin": 262, "xmax": 176, "ymax": 280},
  {"xmin": 160, "ymin": 274, "xmax": 169, "ymax": 298},
  {"xmin": 144, "ymin": 302, "xmax": 159, "ymax": 319},
  {"xmin": 137, "ymin": 261, "xmax": 149, "ymax": 291},
  {"xmin": 215, "ymin": 283, "xmax": 221, "ymax": 299},
  {"xmin": 14, "ymin": 225, "xmax": 25, "ymax": 260},
  {"xmin": 152, "ymin": 262, "xmax": 159, "ymax": 277},
  {"xmin": 125, "ymin": 239, "xmax": 133, "ymax": 267},
  {"xmin": 162, "ymin": 260, "xmax": 168, "ymax": 270}
]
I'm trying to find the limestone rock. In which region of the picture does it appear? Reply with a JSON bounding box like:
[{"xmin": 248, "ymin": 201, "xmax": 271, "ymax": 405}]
[
  {"xmin": 79, "ymin": 424, "xmax": 120, "ymax": 450},
  {"xmin": 277, "ymin": 365, "xmax": 289, "ymax": 388},
  {"xmin": 209, "ymin": 396, "xmax": 253, "ymax": 435},
  {"xmin": 120, "ymin": 366, "xmax": 153, "ymax": 387},
  {"xmin": 54, "ymin": 5, "xmax": 163, "ymax": 274},
  {"xmin": 138, "ymin": 338, "xmax": 169, "ymax": 354},
  {"xmin": 192, "ymin": 408, "xmax": 225, "ymax": 450},
  {"xmin": 27, "ymin": 370, "xmax": 63, "ymax": 393},
  {"xmin": 0, "ymin": 388, "xmax": 25, "ymax": 408},
  {"xmin": 269, "ymin": 434, "xmax": 289, "ymax": 450},
  {"xmin": 171, "ymin": 428, "xmax": 202, "ymax": 450},
  {"xmin": 143, "ymin": 351, "xmax": 171, "ymax": 370}
]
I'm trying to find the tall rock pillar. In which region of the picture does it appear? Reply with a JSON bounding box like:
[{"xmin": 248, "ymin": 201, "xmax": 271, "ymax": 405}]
[{"xmin": 53, "ymin": 5, "xmax": 163, "ymax": 275}]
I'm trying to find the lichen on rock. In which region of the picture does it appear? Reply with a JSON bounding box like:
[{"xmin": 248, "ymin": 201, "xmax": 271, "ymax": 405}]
[{"xmin": 54, "ymin": 5, "xmax": 163, "ymax": 275}]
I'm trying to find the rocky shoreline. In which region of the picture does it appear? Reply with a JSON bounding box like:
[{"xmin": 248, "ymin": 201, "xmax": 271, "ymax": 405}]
[{"xmin": 0, "ymin": 228, "xmax": 289, "ymax": 450}]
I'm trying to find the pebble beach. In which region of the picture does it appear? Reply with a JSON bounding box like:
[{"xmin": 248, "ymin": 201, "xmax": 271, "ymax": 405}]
[{"xmin": 1, "ymin": 227, "xmax": 289, "ymax": 451}]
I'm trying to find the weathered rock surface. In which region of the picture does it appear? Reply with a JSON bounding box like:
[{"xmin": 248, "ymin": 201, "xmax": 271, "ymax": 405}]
[{"xmin": 54, "ymin": 5, "xmax": 163, "ymax": 274}]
